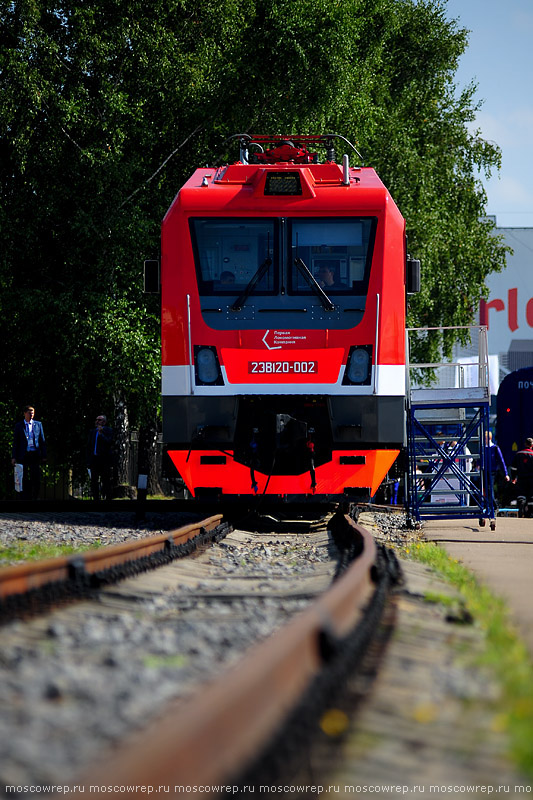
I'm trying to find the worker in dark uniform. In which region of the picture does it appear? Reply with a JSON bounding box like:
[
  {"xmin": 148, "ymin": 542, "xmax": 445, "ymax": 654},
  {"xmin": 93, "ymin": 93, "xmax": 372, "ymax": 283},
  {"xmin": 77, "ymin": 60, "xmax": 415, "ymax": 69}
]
[
  {"xmin": 485, "ymin": 431, "xmax": 510, "ymax": 509},
  {"xmin": 87, "ymin": 414, "xmax": 113, "ymax": 500},
  {"xmin": 510, "ymin": 437, "xmax": 533, "ymax": 517}
]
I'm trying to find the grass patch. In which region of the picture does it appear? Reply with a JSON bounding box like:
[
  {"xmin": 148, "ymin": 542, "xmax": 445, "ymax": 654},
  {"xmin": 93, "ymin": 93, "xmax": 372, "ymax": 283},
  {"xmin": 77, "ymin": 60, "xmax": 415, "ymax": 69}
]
[
  {"xmin": 424, "ymin": 589, "xmax": 459, "ymax": 608},
  {"xmin": 143, "ymin": 653, "xmax": 188, "ymax": 669},
  {"xmin": 405, "ymin": 540, "xmax": 533, "ymax": 779},
  {"xmin": 0, "ymin": 540, "xmax": 101, "ymax": 565}
]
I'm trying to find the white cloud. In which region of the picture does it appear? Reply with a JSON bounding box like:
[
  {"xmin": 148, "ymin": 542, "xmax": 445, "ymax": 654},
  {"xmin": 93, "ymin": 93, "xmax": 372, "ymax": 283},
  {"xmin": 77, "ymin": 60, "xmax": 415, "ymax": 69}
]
[
  {"xmin": 474, "ymin": 108, "xmax": 533, "ymax": 149},
  {"xmin": 471, "ymin": 111, "xmax": 510, "ymax": 146}
]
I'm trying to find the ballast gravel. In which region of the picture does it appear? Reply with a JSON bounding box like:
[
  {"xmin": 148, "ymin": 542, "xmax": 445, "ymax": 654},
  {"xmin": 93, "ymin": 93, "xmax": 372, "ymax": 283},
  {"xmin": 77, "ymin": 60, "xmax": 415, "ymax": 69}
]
[{"xmin": 364, "ymin": 509, "xmax": 423, "ymax": 547}]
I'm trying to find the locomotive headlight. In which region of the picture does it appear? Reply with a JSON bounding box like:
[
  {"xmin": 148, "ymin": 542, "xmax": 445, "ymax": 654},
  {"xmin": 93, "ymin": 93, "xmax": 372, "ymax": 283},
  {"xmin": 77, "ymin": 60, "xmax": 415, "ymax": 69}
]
[
  {"xmin": 194, "ymin": 346, "xmax": 223, "ymax": 385},
  {"xmin": 343, "ymin": 346, "xmax": 372, "ymax": 385}
]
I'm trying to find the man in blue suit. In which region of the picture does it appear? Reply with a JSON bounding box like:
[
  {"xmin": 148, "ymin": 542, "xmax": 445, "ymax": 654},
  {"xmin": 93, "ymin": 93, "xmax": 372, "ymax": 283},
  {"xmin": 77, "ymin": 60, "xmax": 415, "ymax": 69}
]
[{"xmin": 11, "ymin": 405, "xmax": 47, "ymax": 500}]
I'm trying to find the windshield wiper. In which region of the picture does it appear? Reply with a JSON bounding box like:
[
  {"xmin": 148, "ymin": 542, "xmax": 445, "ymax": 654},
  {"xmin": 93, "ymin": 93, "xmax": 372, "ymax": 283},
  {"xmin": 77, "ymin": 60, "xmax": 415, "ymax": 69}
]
[
  {"xmin": 294, "ymin": 257, "xmax": 335, "ymax": 311},
  {"xmin": 230, "ymin": 257, "xmax": 272, "ymax": 312}
]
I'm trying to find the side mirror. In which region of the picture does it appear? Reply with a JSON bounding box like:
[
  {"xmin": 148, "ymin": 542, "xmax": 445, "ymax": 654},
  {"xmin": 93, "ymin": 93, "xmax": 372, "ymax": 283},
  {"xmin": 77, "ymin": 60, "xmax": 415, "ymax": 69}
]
[
  {"xmin": 144, "ymin": 260, "xmax": 160, "ymax": 293},
  {"xmin": 406, "ymin": 256, "xmax": 420, "ymax": 294}
]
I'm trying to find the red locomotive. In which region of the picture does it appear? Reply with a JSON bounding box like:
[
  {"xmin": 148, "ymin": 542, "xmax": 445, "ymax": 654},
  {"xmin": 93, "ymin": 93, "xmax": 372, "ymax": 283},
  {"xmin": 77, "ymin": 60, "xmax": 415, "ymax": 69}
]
[{"xmin": 161, "ymin": 134, "xmax": 419, "ymax": 501}]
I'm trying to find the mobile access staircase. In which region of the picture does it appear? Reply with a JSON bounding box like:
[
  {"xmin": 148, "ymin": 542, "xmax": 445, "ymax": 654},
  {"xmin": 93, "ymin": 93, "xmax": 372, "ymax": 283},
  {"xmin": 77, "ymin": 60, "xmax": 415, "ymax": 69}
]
[{"xmin": 405, "ymin": 326, "xmax": 495, "ymax": 529}]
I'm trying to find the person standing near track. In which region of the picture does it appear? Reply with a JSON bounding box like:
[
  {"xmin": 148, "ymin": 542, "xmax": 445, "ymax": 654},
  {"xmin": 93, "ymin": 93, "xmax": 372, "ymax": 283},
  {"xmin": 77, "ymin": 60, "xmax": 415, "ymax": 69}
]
[
  {"xmin": 11, "ymin": 405, "xmax": 47, "ymax": 500},
  {"xmin": 510, "ymin": 437, "xmax": 533, "ymax": 517},
  {"xmin": 87, "ymin": 414, "xmax": 113, "ymax": 501},
  {"xmin": 485, "ymin": 431, "xmax": 510, "ymax": 509}
]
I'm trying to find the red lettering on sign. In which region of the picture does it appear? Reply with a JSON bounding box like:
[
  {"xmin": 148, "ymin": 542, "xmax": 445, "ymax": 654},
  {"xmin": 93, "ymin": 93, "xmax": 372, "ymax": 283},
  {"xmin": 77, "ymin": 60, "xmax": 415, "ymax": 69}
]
[
  {"xmin": 527, "ymin": 298, "xmax": 533, "ymax": 328},
  {"xmin": 508, "ymin": 288, "xmax": 518, "ymax": 332},
  {"xmin": 480, "ymin": 288, "xmax": 533, "ymax": 333},
  {"xmin": 479, "ymin": 297, "xmax": 504, "ymax": 328}
]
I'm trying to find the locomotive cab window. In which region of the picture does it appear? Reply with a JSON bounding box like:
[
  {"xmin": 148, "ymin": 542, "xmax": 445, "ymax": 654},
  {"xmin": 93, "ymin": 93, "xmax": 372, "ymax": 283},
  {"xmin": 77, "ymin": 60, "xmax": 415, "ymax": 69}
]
[
  {"xmin": 190, "ymin": 215, "xmax": 378, "ymax": 330},
  {"xmin": 191, "ymin": 218, "xmax": 277, "ymax": 295},
  {"xmin": 289, "ymin": 217, "xmax": 376, "ymax": 294}
]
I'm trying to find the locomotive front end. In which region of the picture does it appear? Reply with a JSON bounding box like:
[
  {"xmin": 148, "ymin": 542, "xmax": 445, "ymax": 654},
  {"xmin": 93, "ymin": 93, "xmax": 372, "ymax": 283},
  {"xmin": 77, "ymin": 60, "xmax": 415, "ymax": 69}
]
[{"xmin": 161, "ymin": 135, "xmax": 411, "ymax": 501}]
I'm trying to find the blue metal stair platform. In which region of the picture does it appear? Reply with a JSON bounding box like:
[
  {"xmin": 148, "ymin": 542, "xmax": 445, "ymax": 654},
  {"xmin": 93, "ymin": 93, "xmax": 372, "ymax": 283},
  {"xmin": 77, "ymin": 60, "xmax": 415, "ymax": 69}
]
[{"xmin": 405, "ymin": 326, "xmax": 495, "ymax": 529}]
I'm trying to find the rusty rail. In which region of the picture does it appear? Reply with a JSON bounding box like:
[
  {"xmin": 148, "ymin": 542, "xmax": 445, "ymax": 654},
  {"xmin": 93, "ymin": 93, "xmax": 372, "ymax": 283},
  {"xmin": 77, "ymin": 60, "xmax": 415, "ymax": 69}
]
[
  {"xmin": 0, "ymin": 514, "xmax": 224, "ymax": 602},
  {"xmin": 73, "ymin": 515, "xmax": 383, "ymax": 794}
]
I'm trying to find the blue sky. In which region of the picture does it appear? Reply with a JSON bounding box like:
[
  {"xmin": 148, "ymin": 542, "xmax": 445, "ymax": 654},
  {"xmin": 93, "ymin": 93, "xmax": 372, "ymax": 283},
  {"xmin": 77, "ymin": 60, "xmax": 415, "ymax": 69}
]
[{"xmin": 444, "ymin": 0, "xmax": 533, "ymax": 228}]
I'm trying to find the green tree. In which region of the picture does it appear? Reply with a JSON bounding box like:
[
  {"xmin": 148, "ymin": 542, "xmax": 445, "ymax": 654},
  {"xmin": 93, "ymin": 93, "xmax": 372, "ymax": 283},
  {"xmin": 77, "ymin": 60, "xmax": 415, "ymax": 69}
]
[
  {"xmin": 0, "ymin": 0, "xmax": 245, "ymax": 489},
  {"xmin": 0, "ymin": 0, "xmax": 508, "ymax": 495}
]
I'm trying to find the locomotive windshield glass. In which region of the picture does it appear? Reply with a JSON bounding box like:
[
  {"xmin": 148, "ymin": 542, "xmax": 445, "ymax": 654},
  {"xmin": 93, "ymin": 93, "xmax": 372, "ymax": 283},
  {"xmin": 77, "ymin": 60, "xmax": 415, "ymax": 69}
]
[
  {"xmin": 289, "ymin": 217, "xmax": 376, "ymax": 294},
  {"xmin": 191, "ymin": 218, "xmax": 277, "ymax": 295}
]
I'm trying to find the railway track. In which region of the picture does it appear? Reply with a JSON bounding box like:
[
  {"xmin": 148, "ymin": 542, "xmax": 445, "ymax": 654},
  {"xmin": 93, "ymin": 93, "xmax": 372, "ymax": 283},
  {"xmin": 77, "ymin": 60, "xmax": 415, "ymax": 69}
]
[
  {"xmin": 0, "ymin": 512, "xmax": 228, "ymax": 622},
  {"xmin": 0, "ymin": 507, "xmax": 400, "ymax": 797}
]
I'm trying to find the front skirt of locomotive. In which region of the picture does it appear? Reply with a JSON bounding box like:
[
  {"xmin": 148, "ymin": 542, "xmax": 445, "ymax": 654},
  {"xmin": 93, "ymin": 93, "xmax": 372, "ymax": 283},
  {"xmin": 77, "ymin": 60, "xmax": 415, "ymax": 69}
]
[{"xmin": 164, "ymin": 394, "xmax": 404, "ymax": 501}]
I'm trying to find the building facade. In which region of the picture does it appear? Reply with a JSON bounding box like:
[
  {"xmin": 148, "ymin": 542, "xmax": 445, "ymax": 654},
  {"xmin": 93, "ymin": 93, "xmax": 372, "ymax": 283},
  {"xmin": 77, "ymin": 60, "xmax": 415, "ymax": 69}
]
[{"xmin": 453, "ymin": 225, "xmax": 533, "ymax": 396}]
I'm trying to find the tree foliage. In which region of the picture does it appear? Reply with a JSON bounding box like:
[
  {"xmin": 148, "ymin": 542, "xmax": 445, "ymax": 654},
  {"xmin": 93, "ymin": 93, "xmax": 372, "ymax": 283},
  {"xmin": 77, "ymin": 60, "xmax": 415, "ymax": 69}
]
[{"xmin": 0, "ymin": 0, "xmax": 508, "ymax": 489}]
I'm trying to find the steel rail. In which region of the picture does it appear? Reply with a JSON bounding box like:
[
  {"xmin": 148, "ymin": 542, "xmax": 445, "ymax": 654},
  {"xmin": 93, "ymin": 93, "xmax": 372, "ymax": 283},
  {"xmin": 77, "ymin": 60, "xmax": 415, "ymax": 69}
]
[
  {"xmin": 0, "ymin": 514, "xmax": 223, "ymax": 601},
  {"xmin": 72, "ymin": 515, "xmax": 378, "ymax": 795}
]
